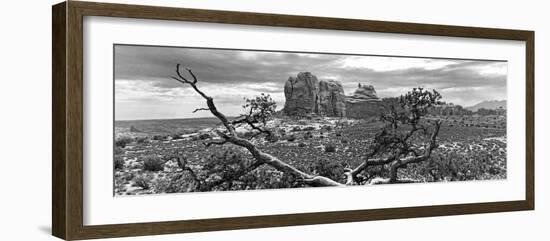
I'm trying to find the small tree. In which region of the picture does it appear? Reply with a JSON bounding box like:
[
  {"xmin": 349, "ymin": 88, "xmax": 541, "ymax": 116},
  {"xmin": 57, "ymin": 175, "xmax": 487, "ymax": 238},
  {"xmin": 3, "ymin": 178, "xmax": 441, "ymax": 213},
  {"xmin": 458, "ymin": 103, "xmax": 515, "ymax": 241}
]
[
  {"xmin": 232, "ymin": 93, "xmax": 277, "ymax": 137},
  {"xmin": 345, "ymin": 88, "xmax": 442, "ymax": 184}
]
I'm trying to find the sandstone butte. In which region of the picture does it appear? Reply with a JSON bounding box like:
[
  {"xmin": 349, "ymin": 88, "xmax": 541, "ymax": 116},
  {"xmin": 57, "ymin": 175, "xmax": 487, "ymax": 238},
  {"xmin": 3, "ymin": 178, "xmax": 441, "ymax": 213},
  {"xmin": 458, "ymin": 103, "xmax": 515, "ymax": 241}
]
[{"xmin": 282, "ymin": 72, "xmax": 384, "ymax": 118}]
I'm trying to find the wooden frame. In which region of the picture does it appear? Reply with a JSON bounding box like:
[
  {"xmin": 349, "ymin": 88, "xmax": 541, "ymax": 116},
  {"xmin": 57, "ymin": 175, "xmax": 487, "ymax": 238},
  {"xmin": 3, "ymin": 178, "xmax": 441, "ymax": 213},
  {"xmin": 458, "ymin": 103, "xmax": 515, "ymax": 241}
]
[{"xmin": 52, "ymin": 1, "xmax": 535, "ymax": 240}]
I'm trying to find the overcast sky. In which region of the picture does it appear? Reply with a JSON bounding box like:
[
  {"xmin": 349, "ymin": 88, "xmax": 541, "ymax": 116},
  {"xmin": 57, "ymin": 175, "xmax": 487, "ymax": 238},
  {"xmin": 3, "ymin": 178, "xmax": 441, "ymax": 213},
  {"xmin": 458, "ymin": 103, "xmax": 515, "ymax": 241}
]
[{"xmin": 114, "ymin": 45, "xmax": 507, "ymax": 120}]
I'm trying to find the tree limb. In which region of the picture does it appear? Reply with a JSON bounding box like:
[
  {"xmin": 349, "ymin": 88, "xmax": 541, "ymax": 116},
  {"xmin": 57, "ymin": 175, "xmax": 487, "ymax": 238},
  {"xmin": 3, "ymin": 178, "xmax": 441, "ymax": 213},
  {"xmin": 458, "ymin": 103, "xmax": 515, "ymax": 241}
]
[
  {"xmin": 193, "ymin": 107, "xmax": 210, "ymax": 113},
  {"xmin": 172, "ymin": 64, "xmax": 342, "ymax": 187}
]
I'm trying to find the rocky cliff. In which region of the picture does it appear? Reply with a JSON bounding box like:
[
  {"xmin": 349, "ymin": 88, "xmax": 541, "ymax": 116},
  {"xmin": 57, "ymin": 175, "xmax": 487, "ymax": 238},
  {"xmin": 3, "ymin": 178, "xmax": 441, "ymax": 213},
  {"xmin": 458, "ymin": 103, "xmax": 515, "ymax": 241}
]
[
  {"xmin": 283, "ymin": 72, "xmax": 346, "ymax": 117},
  {"xmin": 283, "ymin": 73, "xmax": 383, "ymax": 119}
]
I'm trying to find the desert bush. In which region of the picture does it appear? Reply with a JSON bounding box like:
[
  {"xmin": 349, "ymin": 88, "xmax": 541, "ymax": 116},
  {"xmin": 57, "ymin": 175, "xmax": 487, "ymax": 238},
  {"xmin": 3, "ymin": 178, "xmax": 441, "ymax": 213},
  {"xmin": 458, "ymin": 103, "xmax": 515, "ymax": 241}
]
[
  {"xmin": 142, "ymin": 155, "xmax": 165, "ymax": 172},
  {"xmin": 132, "ymin": 174, "xmax": 152, "ymax": 190},
  {"xmin": 199, "ymin": 133, "xmax": 211, "ymax": 140},
  {"xmin": 311, "ymin": 159, "xmax": 344, "ymax": 182},
  {"xmin": 298, "ymin": 143, "xmax": 307, "ymax": 148},
  {"xmin": 114, "ymin": 146, "xmax": 125, "ymax": 155},
  {"xmin": 151, "ymin": 177, "xmax": 171, "ymax": 193},
  {"xmin": 324, "ymin": 144, "xmax": 336, "ymax": 153},
  {"xmin": 123, "ymin": 172, "xmax": 135, "ymax": 182},
  {"xmin": 115, "ymin": 137, "xmax": 133, "ymax": 148},
  {"xmin": 114, "ymin": 156, "xmax": 124, "ymax": 170},
  {"xmin": 135, "ymin": 137, "xmax": 149, "ymax": 144},
  {"xmin": 321, "ymin": 125, "xmax": 332, "ymax": 131},
  {"xmin": 265, "ymin": 134, "xmax": 279, "ymax": 142},
  {"xmin": 302, "ymin": 126, "xmax": 316, "ymax": 131},
  {"xmin": 286, "ymin": 135, "xmax": 297, "ymax": 142}
]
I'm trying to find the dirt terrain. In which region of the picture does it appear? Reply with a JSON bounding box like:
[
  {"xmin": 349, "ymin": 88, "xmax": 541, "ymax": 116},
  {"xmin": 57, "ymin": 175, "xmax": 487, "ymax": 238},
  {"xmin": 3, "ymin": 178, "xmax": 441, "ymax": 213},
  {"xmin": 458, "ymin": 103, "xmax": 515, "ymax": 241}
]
[{"xmin": 114, "ymin": 114, "xmax": 506, "ymax": 195}]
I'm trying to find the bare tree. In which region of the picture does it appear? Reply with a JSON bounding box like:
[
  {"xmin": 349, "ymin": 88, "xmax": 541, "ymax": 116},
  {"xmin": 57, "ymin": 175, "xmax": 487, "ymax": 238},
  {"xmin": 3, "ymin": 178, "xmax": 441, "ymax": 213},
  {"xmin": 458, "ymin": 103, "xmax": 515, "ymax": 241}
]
[{"xmin": 170, "ymin": 65, "xmax": 442, "ymax": 189}]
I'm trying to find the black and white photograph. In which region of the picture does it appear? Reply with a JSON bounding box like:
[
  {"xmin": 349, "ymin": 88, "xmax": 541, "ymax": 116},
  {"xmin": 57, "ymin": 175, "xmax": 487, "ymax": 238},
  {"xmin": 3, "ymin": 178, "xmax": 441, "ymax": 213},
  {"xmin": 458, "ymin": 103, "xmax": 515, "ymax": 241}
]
[{"xmin": 113, "ymin": 45, "xmax": 507, "ymax": 195}]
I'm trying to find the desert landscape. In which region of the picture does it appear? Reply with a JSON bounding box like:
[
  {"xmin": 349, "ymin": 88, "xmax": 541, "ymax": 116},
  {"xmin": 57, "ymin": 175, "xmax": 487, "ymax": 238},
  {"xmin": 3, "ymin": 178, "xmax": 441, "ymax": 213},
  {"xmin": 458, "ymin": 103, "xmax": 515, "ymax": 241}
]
[{"xmin": 114, "ymin": 69, "xmax": 506, "ymax": 195}]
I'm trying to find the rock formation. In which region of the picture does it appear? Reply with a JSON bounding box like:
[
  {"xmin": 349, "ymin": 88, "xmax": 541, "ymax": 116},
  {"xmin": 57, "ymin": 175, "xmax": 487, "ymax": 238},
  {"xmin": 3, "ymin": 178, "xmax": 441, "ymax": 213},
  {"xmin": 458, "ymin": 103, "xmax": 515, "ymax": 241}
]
[
  {"xmin": 346, "ymin": 83, "xmax": 380, "ymax": 103},
  {"xmin": 345, "ymin": 83, "xmax": 384, "ymax": 119},
  {"xmin": 283, "ymin": 72, "xmax": 346, "ymax": 117},
  {"xmin": 283, "ymin": 72, "xmax": 319, "ymax": 115},
  {"xmin": 315, "ymin": 79, "xmax": 346, "ymax": 117},
  {"xmin": 283, "ymin": 73, "xmax": 383, "ymax": 119}
]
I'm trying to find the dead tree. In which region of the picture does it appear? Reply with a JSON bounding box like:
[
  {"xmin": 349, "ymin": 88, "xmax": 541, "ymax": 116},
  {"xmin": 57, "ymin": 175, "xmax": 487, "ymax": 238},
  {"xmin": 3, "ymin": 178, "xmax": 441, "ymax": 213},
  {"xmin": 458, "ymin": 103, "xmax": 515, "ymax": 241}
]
[
  {"xmin": 172, "ymin": 65, "xmax": 342, "ymax": 187},
  {"xmin": 171, "ymin": 65, "xmax": 441, "ymax": 188}
]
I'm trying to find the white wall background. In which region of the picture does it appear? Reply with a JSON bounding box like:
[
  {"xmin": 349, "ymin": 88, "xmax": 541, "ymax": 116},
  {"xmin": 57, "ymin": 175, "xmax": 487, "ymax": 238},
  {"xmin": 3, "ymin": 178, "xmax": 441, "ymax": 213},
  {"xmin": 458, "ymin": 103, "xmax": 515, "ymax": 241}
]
[{"xmin": 0, "ymin": 0, "xmax": 547, "ymax": 240}]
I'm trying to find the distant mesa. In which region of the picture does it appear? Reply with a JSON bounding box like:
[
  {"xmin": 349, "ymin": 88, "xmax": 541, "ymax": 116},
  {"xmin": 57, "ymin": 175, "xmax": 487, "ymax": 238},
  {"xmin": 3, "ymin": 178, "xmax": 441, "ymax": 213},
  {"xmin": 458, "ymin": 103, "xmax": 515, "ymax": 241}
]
[
  {"xmin": 466, "ymin": 100, "xmax": 506, "ymax": 112},
  {"xmin": 282, "ymin": 72, "xmax": 383, "ymax": 118}
]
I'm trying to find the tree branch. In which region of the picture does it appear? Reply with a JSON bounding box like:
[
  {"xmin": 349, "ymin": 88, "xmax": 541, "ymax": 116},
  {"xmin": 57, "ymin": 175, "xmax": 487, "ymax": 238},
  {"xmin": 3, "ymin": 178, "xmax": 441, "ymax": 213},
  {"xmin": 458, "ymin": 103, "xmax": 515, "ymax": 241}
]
[
  {"xmin": 204, "ymin": 138, "xmax": 229, "ymax": 147},
  {"xmin": 193, "ymin": 108, "xmax": 210, "ymax": 113},
  {"xmin": 171, "ymin": 64, "xmax": 342, "ymax": 187}
]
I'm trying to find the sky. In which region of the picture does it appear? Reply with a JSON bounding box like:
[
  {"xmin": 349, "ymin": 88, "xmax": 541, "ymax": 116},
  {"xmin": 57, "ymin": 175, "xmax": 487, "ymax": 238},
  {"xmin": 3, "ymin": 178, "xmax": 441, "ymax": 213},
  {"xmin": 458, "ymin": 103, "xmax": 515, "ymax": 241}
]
[{"xmin": 114, "ymin": 45, "xmax": 507, "ymax": 120}]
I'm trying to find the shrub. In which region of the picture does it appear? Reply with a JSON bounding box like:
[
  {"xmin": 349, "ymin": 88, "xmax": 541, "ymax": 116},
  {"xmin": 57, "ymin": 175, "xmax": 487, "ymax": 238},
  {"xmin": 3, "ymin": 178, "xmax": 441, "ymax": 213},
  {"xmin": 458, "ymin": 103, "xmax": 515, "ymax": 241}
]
[
  {"xmin": 286, "ymin": 135, "xmax": 296, "ymax": 142},
  {"xmin": 132, "ymin": 174, "xmax": 152, "ymax": 190},
  {"xmin": 142, "ymin": 155, "xmax": 165, "ymax": 172},
  {"xmin": 265, "ymin": 134, "xmax": 279, "ymax": 143},
  {"xmin": 114, "ymin": 146, "xmax": 125, "ymax": 155},
  {"xmin": 123, "ymin": 172, "xmax": 135, "ymax": 182},
  {"xmin": 321, "ymin": 125, "xmax": 332, "ymax": 131},
  {"xmin": 115, "ymin": 137, "xmax": 133, "ymax": 148},
  {"xmin": 302, "ymin": 126, "xmax": 316, "ymax": 131},
  {"xmin": 151, "ymin": 177, "xmax": 171, "ymax": 193},
  {"xmin": 311, "ymin": 159, "xmax": 344, "ymax": 182},
  {"xmin": 324, "ymin": 144, "xmax": 336, "ymax": 152},
  {"xmin": 135, "ymin": 137, "xmax": 149, "ymax": 144},
  {"xmin": 114, "ymin": 156, "xmax": 124, "ymax": 170},
  {"xmin": 199, "ymin": 133, "xmax": 211, "ymax": 140},
  {"xmin": 291, "ymin": 126, "xmax": 302, "ymax": 132}
]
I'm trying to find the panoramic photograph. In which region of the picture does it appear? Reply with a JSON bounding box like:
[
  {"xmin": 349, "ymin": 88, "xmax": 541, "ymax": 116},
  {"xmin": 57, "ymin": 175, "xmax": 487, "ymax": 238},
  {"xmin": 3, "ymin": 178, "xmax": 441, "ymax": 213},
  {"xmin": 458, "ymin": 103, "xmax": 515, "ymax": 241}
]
[{"xmin": 113, "ymin": 44, "xmax": 507, "ymax": 196}]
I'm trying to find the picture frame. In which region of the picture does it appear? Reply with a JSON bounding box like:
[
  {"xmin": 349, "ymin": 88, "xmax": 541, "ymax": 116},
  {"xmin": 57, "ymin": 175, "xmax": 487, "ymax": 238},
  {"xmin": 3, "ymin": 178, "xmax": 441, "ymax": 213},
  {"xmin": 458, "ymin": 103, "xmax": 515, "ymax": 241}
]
[{"xmin": 52, "ymin": 1, "xmax": 534, "ymax": 240}]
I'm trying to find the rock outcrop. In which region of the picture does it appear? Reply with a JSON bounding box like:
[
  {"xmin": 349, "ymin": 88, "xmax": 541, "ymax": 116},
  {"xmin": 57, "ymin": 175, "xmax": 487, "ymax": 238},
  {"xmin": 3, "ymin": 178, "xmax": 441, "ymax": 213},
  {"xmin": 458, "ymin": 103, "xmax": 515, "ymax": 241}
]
[
  {"xmin": 283, "ymin": 72, "xmax": 346, "ymax": 117},
  {"xmin": 283, "ymin": 72, "xmax": 319, "ymax": 115},
  {"xmin": 345, "ymin": 83, "xmax": 384, "ymax": 119},
  {"xmin": 283, "ymin": 73, "xmax": 383, "ymax": 119},
  {"xmin": 316, "ymin": 80, "xmax": 346, "ymax": 117},
  {"xmin": 346, "ymin": 83, "xmax": 380, "ymax": 103}
]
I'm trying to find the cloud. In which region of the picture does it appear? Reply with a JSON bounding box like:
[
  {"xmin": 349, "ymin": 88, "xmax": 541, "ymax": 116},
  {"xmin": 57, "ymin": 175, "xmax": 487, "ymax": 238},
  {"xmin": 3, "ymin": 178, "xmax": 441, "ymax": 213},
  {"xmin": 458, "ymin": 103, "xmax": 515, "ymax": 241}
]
[{"xmin": 114, "ymin": 45, "xmax": 506, "ymax": 120}]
